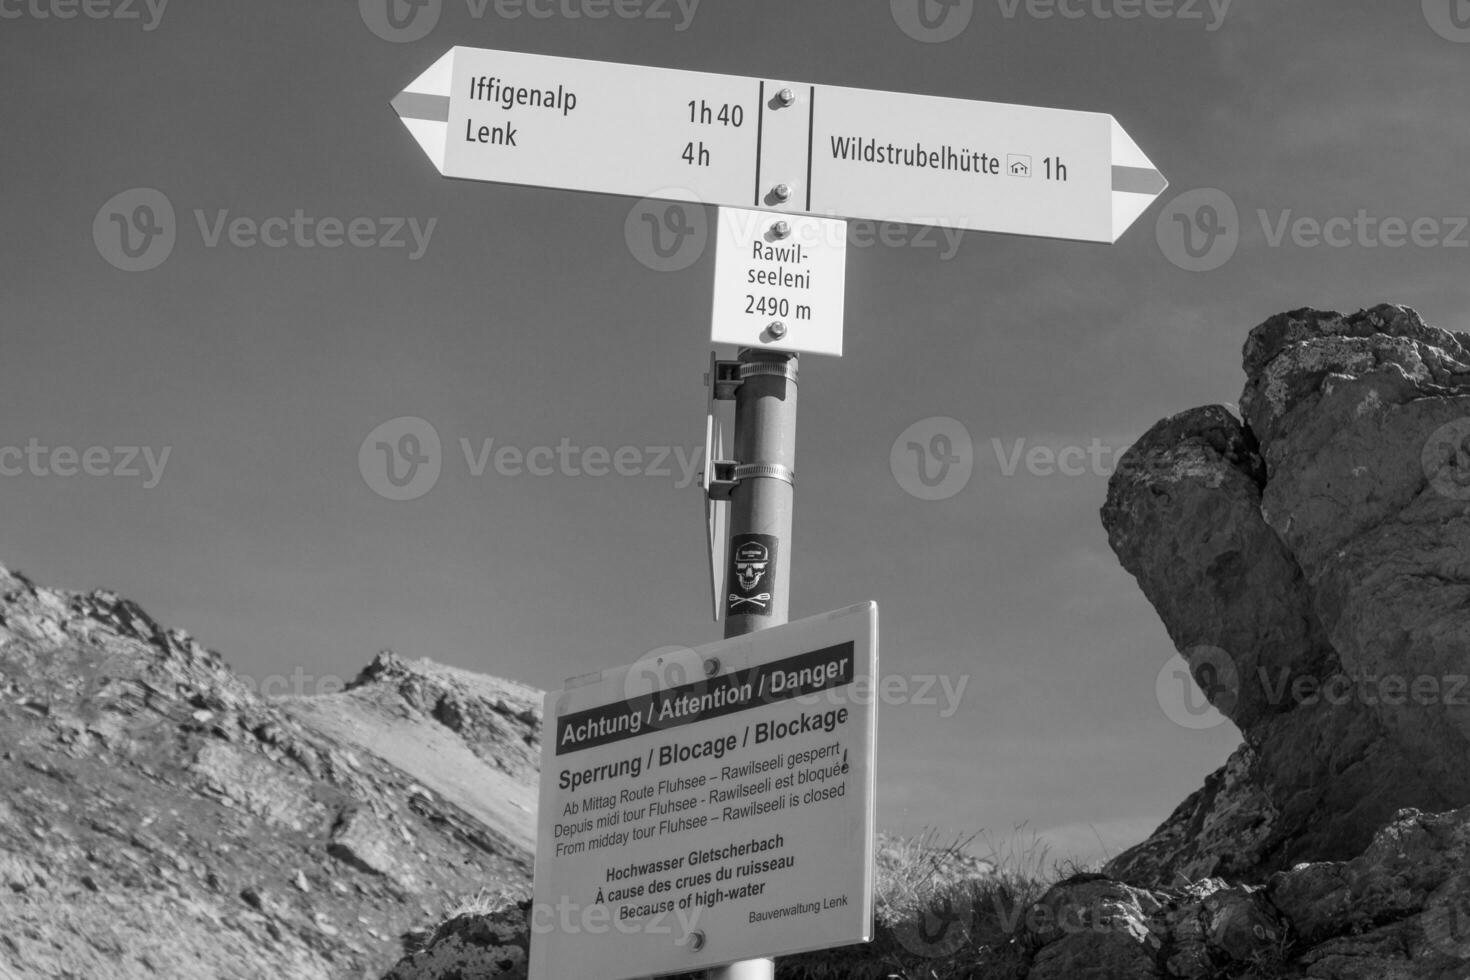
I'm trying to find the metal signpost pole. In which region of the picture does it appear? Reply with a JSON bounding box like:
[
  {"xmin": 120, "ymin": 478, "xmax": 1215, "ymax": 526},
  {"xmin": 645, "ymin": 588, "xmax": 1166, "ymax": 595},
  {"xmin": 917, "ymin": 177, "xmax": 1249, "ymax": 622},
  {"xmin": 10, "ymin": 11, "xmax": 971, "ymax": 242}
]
[{"xmin": 708, "ymin": 348, "xmax": 798, "ymax": 980}]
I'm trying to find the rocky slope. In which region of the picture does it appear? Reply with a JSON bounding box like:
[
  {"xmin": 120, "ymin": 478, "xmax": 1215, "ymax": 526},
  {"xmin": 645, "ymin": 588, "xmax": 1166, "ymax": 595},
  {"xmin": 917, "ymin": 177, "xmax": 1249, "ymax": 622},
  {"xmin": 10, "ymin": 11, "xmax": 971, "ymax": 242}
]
[{"xmin": 0, "ymin": 563, "xmax": 541, "ymax": 979}]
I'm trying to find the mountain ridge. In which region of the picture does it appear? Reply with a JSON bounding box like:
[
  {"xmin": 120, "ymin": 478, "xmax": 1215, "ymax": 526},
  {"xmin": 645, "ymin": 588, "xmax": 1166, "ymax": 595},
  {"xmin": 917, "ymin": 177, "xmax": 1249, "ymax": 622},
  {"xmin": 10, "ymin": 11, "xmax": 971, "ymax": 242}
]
[{"xmin": 0, "ymin": 561, "xmax": 540, "ymax": 979}]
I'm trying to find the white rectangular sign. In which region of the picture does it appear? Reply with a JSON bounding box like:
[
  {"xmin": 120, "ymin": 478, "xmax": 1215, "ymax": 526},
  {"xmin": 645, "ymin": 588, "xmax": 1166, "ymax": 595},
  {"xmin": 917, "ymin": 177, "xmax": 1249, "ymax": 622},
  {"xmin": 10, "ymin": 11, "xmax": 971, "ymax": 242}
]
[
  {"xmin": 438, "ymin": 46, "xmax": 757, "ymax": 207},
  {"xmin": 811, "ymin": 85, "xmax": 1118, "ymax": 243},
  {"xmin": 710, "ymin": 208, "xmax": 848, "ymax": 357},
  {"xmin": 529, "ymin": 603, "xmax": 878, "ymax": 980},
  {"xmin": 394, "ymin": 47, "xmax": 1166, "ymax": 242}
]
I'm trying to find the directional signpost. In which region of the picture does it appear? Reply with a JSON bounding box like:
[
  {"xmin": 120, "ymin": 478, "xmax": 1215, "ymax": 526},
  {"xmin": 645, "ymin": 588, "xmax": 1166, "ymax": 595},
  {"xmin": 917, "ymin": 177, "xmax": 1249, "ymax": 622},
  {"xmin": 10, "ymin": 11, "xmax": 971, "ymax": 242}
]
[
  {"xmin": 392, "ymin": 45, "xmax": 1167, "ymax": 243},
  {"xmin": 390, "ymin": 42, "xmax": 1167, "ymax": 980},
  {"xmin": 530, "ymin": 603, "xmax": 878, "ymax": 980}
]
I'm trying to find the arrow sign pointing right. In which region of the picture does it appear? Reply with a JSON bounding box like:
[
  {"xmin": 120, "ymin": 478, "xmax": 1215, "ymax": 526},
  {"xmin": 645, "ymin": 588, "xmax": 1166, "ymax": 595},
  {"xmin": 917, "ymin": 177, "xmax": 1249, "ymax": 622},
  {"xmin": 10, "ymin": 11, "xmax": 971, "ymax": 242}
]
[{"xmin": 392, "ymin": 46, "xmax": 1167, "ymax": 243}]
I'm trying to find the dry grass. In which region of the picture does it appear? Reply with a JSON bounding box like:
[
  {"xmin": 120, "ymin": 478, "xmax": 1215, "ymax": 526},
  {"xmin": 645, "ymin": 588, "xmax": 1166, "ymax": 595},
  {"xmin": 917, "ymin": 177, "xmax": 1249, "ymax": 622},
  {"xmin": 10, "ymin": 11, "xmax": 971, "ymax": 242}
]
[
  {"xmin": 416, "ymin": 828, "xmax": 1097, "ymax": 980},
  {"xmin": 776, "ymin": 825, "xmax": 1093, "ymax": 980}
]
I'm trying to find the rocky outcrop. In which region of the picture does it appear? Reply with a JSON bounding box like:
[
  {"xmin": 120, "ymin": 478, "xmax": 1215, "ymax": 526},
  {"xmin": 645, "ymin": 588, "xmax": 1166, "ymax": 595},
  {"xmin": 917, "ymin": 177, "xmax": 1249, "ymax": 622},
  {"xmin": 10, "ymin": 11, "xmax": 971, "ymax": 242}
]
[
  {"xmin": 1102, "ymin": 305, "xmax": 1470, "ymax": 884},
  {"xmin": 383, "ymin": 900, "xmax": 532, "ymax": 980},
  {"xmin": 0, "ymin": 563, "xmax": 539, "ymax": 979},
  {"xmin": 1020, "ymin": 806, "xmax": 1470, "ymax": 979}
]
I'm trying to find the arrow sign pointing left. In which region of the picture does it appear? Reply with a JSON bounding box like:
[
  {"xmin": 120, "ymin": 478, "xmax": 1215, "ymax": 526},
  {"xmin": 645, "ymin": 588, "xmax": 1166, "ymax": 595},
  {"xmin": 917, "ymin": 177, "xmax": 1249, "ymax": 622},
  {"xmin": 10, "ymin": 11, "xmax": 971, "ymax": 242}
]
[{"xmin": 392, "ymin": 46, "xmax": 1167, "ymax": 243}]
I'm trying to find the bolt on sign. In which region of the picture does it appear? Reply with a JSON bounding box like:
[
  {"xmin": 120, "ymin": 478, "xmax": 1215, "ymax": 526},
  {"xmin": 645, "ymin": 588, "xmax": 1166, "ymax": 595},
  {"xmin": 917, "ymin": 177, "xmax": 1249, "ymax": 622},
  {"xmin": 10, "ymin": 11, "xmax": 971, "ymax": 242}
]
[
  {"xmin": 393, "ymin": 46, "xmax": 1167, "ymax": 242},
  {"xmin": 710, "ymin": 208, "xmax": 848, "ymax": 357},
  {"xmin": 530, "ymin": 603, "xmax": 878, "ymax": 980}
]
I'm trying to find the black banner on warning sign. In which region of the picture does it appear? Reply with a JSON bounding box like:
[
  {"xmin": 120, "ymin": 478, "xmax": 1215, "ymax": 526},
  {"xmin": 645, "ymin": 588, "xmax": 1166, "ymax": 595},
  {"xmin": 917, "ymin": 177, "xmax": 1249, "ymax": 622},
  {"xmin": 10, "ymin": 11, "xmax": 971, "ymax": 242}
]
[
  {"xmin": 726, "ymin": 532, "xmax": 778, "ymax": 618},
  {"xmin": 556, "ymin": 641, "xmax": 855, "ymax": 756}
]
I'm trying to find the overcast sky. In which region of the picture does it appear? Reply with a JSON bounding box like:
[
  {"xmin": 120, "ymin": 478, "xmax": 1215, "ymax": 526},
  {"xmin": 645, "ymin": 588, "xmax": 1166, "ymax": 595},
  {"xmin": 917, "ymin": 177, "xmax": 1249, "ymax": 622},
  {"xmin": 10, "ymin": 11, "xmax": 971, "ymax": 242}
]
[{"xmin": 5, "ymin": 0, "xmax": 1470, "ymax": 866}]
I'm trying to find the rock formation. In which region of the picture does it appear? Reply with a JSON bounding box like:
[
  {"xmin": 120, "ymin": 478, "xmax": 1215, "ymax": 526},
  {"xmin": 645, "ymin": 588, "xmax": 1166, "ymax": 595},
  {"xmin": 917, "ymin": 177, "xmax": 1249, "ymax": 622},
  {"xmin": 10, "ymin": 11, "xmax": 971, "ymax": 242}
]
[
  {"xmin": 1102, "ymin": 304, "xmax": 1470, "ymax": 885},
  {"xmin": 0, "ymin": 563, "xmax": 540, "ymax": 979}
]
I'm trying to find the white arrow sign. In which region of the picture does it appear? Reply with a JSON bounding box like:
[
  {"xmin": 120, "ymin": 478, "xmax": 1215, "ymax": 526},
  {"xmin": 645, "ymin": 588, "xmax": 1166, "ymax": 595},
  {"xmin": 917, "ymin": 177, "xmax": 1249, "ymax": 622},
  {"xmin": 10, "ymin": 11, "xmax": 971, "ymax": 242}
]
[{"xmin": 393, "ymin": 46, "xmax": 1167, "ymax": 243}]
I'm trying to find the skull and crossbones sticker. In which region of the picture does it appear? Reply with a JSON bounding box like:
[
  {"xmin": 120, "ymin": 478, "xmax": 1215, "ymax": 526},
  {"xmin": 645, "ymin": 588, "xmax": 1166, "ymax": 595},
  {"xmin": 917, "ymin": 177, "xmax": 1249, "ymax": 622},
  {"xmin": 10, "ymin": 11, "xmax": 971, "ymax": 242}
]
[{"xmin": 726, "ymin": 534, "xmax": 778, "ymax": 616}]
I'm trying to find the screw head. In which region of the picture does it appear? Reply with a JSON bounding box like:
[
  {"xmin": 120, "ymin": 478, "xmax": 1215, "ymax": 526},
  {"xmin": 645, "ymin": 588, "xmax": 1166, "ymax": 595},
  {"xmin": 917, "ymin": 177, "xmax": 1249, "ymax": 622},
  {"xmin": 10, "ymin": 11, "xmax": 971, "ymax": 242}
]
[
  {"xmin": 689, "ymin": 930, "xmax": 707, "ymax": 951},
  {"xmin": 771, "ymin": 220, "xmax": 791, "ymax": 239},
  {"xmin": 767, "ymin": 322, "xmax": 788, "ymax": 340},
  {"xmin": 777, "ymin": 87, "xmax": 796, "ymax": 107},
  {"xmin": 703, "ymin": 657, "xmax": 720, "ymax": 677},
  {"xmin": 772, "ymin": 183, "xmax": 792, "ymax": 202}
]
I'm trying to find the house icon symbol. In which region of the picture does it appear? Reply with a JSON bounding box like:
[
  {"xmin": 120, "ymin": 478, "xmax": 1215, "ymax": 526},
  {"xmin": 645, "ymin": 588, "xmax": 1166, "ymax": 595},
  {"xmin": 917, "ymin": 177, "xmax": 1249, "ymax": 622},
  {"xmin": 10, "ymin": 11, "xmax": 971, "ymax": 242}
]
[{"xmin": 1008, "ymin": 154, "xmax": 1032, "ymax": 177}]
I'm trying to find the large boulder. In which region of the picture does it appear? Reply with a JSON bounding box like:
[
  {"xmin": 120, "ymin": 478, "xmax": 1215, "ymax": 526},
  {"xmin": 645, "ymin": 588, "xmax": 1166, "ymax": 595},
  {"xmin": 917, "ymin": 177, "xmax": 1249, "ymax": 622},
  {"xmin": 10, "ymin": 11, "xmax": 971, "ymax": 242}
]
[{"xmin": 1102, "ymin": 305, "xmax": 1470, "ymax": 885}]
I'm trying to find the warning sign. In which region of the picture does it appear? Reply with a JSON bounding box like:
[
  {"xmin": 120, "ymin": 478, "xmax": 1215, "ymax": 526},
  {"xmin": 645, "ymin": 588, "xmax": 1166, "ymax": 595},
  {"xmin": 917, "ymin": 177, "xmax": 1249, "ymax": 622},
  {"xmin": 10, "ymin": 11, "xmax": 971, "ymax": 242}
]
[{"xmin": 529, "ymin": 603, "xmax": 878, "ymax": 980}]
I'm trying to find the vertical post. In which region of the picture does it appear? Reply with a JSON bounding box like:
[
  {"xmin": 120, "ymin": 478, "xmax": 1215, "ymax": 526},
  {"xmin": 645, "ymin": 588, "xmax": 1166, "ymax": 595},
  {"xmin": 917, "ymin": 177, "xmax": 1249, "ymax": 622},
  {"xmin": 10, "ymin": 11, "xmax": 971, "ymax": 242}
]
[{"xmin": 709, "ymin": 347, "xmax": 797, "ymax": 980}]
